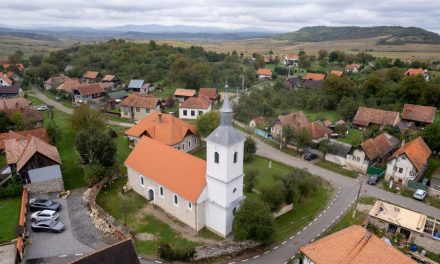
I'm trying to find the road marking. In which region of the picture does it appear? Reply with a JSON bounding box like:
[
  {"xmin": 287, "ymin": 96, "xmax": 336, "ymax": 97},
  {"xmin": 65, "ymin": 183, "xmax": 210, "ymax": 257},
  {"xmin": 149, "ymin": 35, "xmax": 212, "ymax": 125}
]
[
  {"xmin": 291, "ymin": 256, "xmax": 295, "ymax": 260},
  {"xmin": 303, "ymin": 226, "xmax": 307, "ymax": 231},
  {"xmin": 327, "ymin": 206, "xmax": 330, "ymax": 210},
  {"xmin": 290, "ymin": 235, "xmax": 294, "ymax": 240},
  {"xmin": 322, "ymin": 228, "xmax": 327, "ymax": 233},
  {"xmin": 273, "ymin": 245, "xmax": 279, "ymax": 250},
  {"xmin": 59, "ymin": 255, "xmax": 67, "ymax": 258},
  {"xmin": 154, "ymin": 261, "xmax": 162, "ymax": 264},
  {"xmin": 323, "ymin": 209, "xmax": 327, "ymax": 214},
  {"xmin": 314, "ymin": 217, "xmax": 318, "ymax": 222},
  {"xmin": 319, "ymin": 213, "xmax": 323, "ymax": 217},
  {"xmin": 264, "ymin": 251, "xmax": 270, "ymax": 255},
  {"xmin": 332, "ymin": 219, "xmax": 336, "ymax": 223},
  {"xmin": 75, "ymin": 253, "xmax": 83, "ymax": 256},
  {"xmin": 241, "ymin": 259, "xmax": 248, "ymax": 262},
  {"xmin": 308, "ymin": 222, "xmax": 312, "ymax": 226},
  {"xmin": 311, "ymin": 238, "xmax": 315, "ymax": 242},
  {"xmin": 228, "ymin": 262, "xmax": 236, "ymax": 264},
  {"xmin": 253, "ymin": 255, "xmax": 260, "ymax": 259},
  {"xmin": 282, "ymin": 241, "xmax": 287, "ymax": 245},
  {"xmin": 296, "ymin": 231, "xmax": 301, "ymax": 235},
  {"xmin": 284, "ymin": 262, "xmax": 288, "ymax": 264}
]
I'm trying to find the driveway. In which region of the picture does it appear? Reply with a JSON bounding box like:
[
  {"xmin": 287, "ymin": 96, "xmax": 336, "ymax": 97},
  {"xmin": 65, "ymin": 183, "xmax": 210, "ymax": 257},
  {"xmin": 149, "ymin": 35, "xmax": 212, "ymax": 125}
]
[{"xmin": 25, "ymin": 194, "xmax": 92, "ymax": 260}]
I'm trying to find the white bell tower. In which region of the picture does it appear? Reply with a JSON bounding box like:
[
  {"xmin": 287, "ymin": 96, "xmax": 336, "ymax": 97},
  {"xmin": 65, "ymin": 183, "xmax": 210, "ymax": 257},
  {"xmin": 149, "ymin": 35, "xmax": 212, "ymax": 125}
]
[{"xmin": 204, "ymin": 95, "xmax": 245, "ymax": 237}]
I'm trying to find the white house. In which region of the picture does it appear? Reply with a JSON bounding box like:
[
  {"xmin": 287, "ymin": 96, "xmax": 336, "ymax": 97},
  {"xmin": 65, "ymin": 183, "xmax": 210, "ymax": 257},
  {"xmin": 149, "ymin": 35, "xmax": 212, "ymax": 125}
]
[
  {"xmin": 125, "ymin": 96, "xmax": 245, "ymax": 237},
  {"xmin": 346, "ymin": 133, "xmax": 400, "ymax": 173},
  {"xmin": 283, "ymin": 54, "xmax": 299, "ymax": 66},
  {"xmin": 256, "ymin": 68, "xmax": 272, "ymax": 79},
  {"xmin": 385, "ymin": 137, "xmax": 431, "ymax": 186},
  {"xmin": 0, "ymin": 72, "xmax": 13, "ymax": 86},
  {"xmin": 179, "ymin": 96, "xmax": 212, "ymax": 120},
  {"xmin": 345, "ymin": 64, "xmax": 362, "ymax": 73}
]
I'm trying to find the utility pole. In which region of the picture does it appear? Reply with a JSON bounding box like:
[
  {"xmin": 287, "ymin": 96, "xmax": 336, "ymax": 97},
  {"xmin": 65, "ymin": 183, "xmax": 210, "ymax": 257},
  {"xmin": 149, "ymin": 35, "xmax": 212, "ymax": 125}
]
[
  {"xmin": 352, "ymin": 180, "xmax": 363, "ymax": 219},
  {"xmin": 279, "ymin": 128, "xmax": 283, "ymax": 150}
]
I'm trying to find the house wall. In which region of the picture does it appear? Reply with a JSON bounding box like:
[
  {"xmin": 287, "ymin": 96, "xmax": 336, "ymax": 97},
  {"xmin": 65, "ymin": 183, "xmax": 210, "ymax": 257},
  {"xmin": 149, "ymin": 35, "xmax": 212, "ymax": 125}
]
[
  {"xmin": 120, "ymin": 106, "xmax": 157, "ymax": 121},
  {"xmin": 302, "ymin": 255, "xmax": 316, "ymax": 264},
  {"xmin": 25, "ymin": 178, "xmax": 64, "ymax": 193},
  {"xmin": 0, "ymin": 77, "xmax": 11, "ymax": 86},
  {"xmin": 325, "ymin": 153, "xmax": 346, "ymax": 166},
  {"xmin": 172, "ymin": 134, "xmax": 200, "ymax": 152},
  {"xmin": 127, "ymin": 167, "xmax": 204, "ymax": 231},
  {"xmin": 385, "ymin": 155, "xmax": 420, "ymax": 185},
  {"xmin": 346, "ymin": 149, "xmax": 369, "ymax": 173},
  {"xmin": 271, "ymin": 122, "xmax": 282, "ymax": 138},
  {"xmin": 19, "ymin": 154, "xmax": 60, "ymax": 184},
  {"xmin": 120, "ymin": 106, "xmax": 131, "ymax": 119},
  {"xmin": 258, "ymin": 74, "xmax": 271, "ymax": 79},
  {"xmin": 179, "ymin": 105, "xmax": 211, "ymax": 120}
]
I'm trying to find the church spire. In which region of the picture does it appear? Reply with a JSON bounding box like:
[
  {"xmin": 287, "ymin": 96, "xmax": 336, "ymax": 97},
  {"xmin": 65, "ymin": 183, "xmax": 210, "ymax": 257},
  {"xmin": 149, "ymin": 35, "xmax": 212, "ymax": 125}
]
[{"xmin": 220, "ymin": 94, "xmax": 233, "ymax": 126}]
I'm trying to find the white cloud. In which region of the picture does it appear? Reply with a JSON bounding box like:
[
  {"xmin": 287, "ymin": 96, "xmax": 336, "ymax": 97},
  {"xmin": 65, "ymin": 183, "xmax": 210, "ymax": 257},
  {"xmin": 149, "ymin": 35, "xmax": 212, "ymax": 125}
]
[{"xmin": 0, "ymin": 0, "xmax": 439, "ymax": 33}]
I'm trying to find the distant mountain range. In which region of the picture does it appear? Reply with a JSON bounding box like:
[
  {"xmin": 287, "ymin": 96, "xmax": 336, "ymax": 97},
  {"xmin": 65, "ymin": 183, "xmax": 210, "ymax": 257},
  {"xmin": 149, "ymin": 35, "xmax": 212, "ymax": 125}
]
[{"xmin": 273, "ymin": 26, "xmax": 440, "ymax": 44}]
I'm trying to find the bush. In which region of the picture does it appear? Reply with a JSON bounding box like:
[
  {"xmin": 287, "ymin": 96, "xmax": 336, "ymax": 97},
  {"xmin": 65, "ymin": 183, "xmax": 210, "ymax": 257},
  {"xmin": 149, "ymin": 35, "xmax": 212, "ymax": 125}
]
[
  {"xmin": 260, "ymin": 181, "xmax": 286, "ymax": 212},
  {"xmin": 244, "ymin": 168, "xmax": 259, "ymax": 193},
  {"xmin": 233, "ymin": 198, "xmax": 274, "ymax": 242},
  {"xmin": 0, "ymin": 176, "xmax": 22, "ymax": 198},
  {"xmin": 244, "ymin": 137, "xmax": 257, "ymax": 162},
  {"xmin": 158, "ymin": 243, "xmax": 195, "ymax": 261},
  {"xmin": 84, "ymin": 164, "xmax": 106, "ymax": 186}
]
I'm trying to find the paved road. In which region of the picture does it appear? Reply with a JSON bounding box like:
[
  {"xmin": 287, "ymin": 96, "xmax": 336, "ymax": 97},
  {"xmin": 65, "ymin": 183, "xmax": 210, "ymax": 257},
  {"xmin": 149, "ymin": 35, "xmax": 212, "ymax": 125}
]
[{"xmin": 31, "ymin": 88, "xmax": 133, "ymax": 128}]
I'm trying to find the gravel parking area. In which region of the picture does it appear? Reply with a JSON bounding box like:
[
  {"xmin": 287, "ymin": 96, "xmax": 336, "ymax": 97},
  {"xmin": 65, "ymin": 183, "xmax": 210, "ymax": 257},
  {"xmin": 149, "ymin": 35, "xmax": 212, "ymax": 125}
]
[{"xmin": 24, "ymin": 194, "xmax": 92, "ymax": 260}]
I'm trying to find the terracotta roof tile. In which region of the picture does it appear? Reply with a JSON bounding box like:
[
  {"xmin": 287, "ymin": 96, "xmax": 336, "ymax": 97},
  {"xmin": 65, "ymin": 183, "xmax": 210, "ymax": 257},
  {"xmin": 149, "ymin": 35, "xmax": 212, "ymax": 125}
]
[
  {"xmin": 345, "ymin": 64, "xmax": 362, "ymax": 71},
  {"xmin": 0, "ymin": 128, "xmax": 49, "ymax": 150},
  {"xmin": 57, "ymin": 79, "xmax": 81, "ymax": 93},
  {"xmin": 83, "ymin": 71, "xmax": 99, "ymax": 79},
  {"xmin": 44, "ymin": 74, "xmax": 70, "ymax": 88},
  {"xmin": 388, "ymin": 137, "xmax": 431, "ymax": 171},
  {"xmin": 330, "ymin": 70, "xmax": 343, "ymax": 77},
  {"xmin": 286, "ymin": 54, "xmax": 299, "ymax": 60},
  {"xmin": 276, "ymin": 111, "xmax": 309, "ymax": 129},
  {"xmin": 15, "ymin": 137, "xmax": 61, "ymax": 171},
  {"xmin": 199, "ymin": 88, "xmax": 218, "ymax": 100},
  {"xmin": 4, "ymin": 138, "xmax": 28, "ymax": 164},
  {"xmin": 119, "ymin": 93, "xmax": 158, "ymax": 109},
  {"xmin": 360, "ymin": 133, "xmax": 399, "ymax": 161},
  {"xmin": 405, "ymin": 68, "xmax": 426, "ymax": 76},
  {"xmin": 125, "ymin": 112, "xmax": 197, "ymax": 145},
  {"xmin": 301, "ymin": 121, "xmax": 331, "ymax": 140},
  {"xmin": 402, "ymin": 104, "xmax": 436, "ymax": 124},
  {"xmin": 300, "ymin": 225, "xmax": 416, "ymax": 264},
  {"xmin": 102, "ymin": 75, "xmax": 116, "ymax": 82},
  {"xmin": 125, "ymin": 136, "xmax": 206, "ymax": 203},
  {"xmin": 174, "ymin": 89, "xmax": 196, "ymax": 97},
  {"xmin": 180, "ymin": 96, "xmax": 211, "ymax": 109},
  {"xmin": 257, "ymin": 68, "xmax": 272, "ymax": 76},
  {"xmin": 75, "ymin": 83, "xmax": 105, "ymax": 96},
  {"xmin": 303, "ymin": 73, "xmax": 326, "ymax": 81},
  {"xmin": 353, "ymin": 107, "xmax": 400, "ymax": 127},
  {"xmin": 0, "ymin": 97, "xmax": 31, "ymax": 111}
]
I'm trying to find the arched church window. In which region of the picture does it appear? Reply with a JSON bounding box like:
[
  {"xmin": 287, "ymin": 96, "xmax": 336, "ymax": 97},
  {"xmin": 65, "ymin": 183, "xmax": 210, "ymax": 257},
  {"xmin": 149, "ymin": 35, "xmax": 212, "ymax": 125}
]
[
  {"xmin": 215, "ymin": 152, "xmax": 219, "ymax": 164},
  {"xmin": 233, "ymin": 188, "xmax": 237, "ymax": 194},
  {"xmin": 233, "ymin": 152, "xmax": 238, "ymax": 163}
]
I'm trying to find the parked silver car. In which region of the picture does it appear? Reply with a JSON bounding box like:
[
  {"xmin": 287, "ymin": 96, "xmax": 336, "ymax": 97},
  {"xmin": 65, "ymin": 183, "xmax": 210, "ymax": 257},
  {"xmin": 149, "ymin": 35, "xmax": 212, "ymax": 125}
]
[
  {"xmin": 31, "ymin": 210, "xmax": 59, "ymax": 222},
  {"xmin": 413, "ymin": 189, "xmax": 427, "ymax": 201},
  {"xmin": 31, "ymin": 220, "xmax": 65, "ymax": 233}
]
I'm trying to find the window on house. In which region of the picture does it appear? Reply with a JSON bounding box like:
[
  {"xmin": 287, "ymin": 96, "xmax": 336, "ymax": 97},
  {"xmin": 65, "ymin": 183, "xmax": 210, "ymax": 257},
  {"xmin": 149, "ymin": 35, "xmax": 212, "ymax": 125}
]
[
  {"xmin": 195, "ymin": 138, "xmax": 197, "ymax": 144},
  {"xmin": 393, "ymin": 166, "xmax": 397, "ymax": 172},
  {"xmin": 356, "ymin": 157, "xmax": 360, "ymax": 162},
  {"xmin": 398, "ymin": 168, "xmax": 403, "ymax": 173},
  {"xmin": 136, "ymin": 107, "xmax": 140, "ymax": 112},
  {"xmin": 182, "ymin": 144, "xmax": 185, "ymax": 150},
  {"xmin": 191, "ymin": 110, "xmax": 195, "ymax": 116},
  {"xmin": 409, "ymin": 171, "xmax": 415, "ymax": 176},
  {"xmin": 183, "ymin": 110, "xmax": 187, "ymax": 116},
  {"xmin": 215, "ymin": 152, "xmax": 219, "ymax": 164},
  {"xmin": 199, "ymin": 111, "xmax": 203, "ymax": 115},
  {"xmin": 234, "ymin": 152, "xmax": 238, "ymax": 163},
  {"xmin": 352, "ymin": 156, "xmax": 356, "ymax": 161},
  {"xmin": 188, "ymin": 141, "xmax": 191, "ymax": 147},
  {"xmin": 173, "ymin": 194, "xmax": 179, "ymax": 206},
  {"xmin": 233, "ymin": 188, "xmax": 237, "ymax": 194},
  {"xmin": 146, "ymin": 108, "xmax": 149, "ymax": 113},
  {"xmin": 159, "ymin": 186, "xmax": 164, "ymax": 197},
  {"xmin": 188, "ymin": 202, "xmax": 192, "ymax": 210},
  {"xmin": 140, "ymin": 176, "xmax": 144, "ymax": 186}
]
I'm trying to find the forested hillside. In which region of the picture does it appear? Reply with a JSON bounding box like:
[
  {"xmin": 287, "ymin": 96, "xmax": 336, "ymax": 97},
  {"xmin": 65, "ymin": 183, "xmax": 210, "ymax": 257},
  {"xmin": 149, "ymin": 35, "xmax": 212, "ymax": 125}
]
[{"xmin": 274, "ymin": 26, "xmax": 440, "ymax": 44}]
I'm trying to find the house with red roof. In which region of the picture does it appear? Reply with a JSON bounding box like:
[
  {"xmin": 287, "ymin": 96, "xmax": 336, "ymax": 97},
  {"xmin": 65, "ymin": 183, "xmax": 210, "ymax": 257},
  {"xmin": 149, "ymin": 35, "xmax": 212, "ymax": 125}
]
[
  {"xmin": 402, "ymin": 104, "xmax": 436, "ymax": 128},
  {"xmin": 405, "ymin": 68, "xmax": 430, "ymax": 81},
  {"xmin": 257, "ymin": 68, "xmax": 272, "ymax": 79},
  {"xmin": 198, "ymin": 88, "xmax": 219, "ymax": 103},
  {"xmin": 119, "ymin": 93, "xmax": 159, "ymax": 121},
  {"xmin": 385, "ymin": 137, "xmax": 431, "ymax": 185},
  {"xmin": 179, "ymin": 96, "xmax": 212, "ymax": 119},
  {"xmin": 283, "ymin": 54, "xmax": 299, "ymax": 66},
  {"xmin": 125, "ymin": 96, "xmax": 245, "ymax": 237},
  {"xmin": 174, "ymin": 88, "xmax": 197, "ymax": 103},
  {"xmin": 73, "ymin": 83, "xmax": 106, "ymax": 103},
  {"xmin": 0, "ymin": 72, "xmax": 13, "ymax": 86},
  {"xmin": 345, "ymin": 64, "xmax": 362, "ymax": 73}
]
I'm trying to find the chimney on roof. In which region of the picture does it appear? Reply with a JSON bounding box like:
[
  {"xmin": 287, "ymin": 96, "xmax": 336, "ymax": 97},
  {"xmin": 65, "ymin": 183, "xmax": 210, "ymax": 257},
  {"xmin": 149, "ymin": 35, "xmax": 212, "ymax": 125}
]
[
  {"xmin": 363, "ymin": 231, "xmax": 372, "ymax": 241},
  {"xmin": 158, "ymin": 113, "xmax": 162, "ymax": 123}
]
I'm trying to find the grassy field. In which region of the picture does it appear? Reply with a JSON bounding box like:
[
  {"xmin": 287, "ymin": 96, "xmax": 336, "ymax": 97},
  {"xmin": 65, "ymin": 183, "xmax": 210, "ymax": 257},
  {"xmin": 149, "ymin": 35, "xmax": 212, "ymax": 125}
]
[
  {"xmin": 315, "ymin": 161, "xmax": 357, "ymax": 178},
  {"xmin": 0, "ymin": 197, "xmax": 21, "ymax": 243},
  {"xmin": 337, "ymin": 128, "xmax": 363, "ymax": 146},
  {"xmin": 96, "ymin": 178, "xmax": 199, "ymax": 257}
]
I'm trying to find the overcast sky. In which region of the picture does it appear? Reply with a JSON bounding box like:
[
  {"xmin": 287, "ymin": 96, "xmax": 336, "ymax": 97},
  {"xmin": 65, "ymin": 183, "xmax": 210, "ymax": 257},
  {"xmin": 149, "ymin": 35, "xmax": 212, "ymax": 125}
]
[{"xmin": 1, "ymin": 0, "xmax": 439, "ymax": 33}]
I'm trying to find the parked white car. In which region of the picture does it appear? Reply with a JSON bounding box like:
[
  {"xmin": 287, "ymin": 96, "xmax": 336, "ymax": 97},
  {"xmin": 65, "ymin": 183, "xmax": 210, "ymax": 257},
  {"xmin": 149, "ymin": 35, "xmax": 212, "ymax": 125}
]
[
  {"xmin": 30, "ymin": 210, "xmax": 59, "ymax": 222},
  {"xmin": 36, "ymin": 105, "xmax": 48, "ymax": 111},
  {"xmin": 413, "ymin": 189, "xmax": 428, "ymax": 201}
]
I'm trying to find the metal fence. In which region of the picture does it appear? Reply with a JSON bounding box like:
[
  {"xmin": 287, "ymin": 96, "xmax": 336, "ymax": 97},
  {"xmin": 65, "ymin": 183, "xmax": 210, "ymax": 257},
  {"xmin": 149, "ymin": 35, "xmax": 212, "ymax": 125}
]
[{"xmin": 406, "ymin": 180, "xmax": 429, "ymax": 191}]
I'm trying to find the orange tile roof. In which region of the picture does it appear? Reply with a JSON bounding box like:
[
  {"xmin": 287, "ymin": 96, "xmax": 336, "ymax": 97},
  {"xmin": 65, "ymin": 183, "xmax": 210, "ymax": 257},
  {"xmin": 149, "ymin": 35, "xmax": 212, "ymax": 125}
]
[
  {"xmin": 174, "ymin": 89, "xmax": 196, "ymax": 97},
  {"xmin": 276, "ymin": 111, "xmax": 309, "ymax": 129},
  {"xmin": 345, "ymin": 64, "xmax": 362, "ymax": 71},
  {"xmin": 0, "ymin": 128, "xmax": 49, "ymax": 150},
  {"xmin": 330, "ymin": 70, "xmax": 343, "ymax": 77},
  {"xmin": 199, "ymin": 88, "xmax": 218, "ymax": 100},
  {"xmin": 405, "ymin": 68, "xmax": 425, "ymax": 76},
  {"xmin": 353, "ymin": 107, "xmax": 400, "ymax": 127},
  {"xmin": 286, "ymin": 54, "xmax": 299, "ymax": 60},
  {"xmin": 301, "ymin": 121, "xmax": 331, "ymax": 140},
  {"xmin": 2, "ymin": 63, "xmax": 24, "ymax": 71},
  {"xmin": 102, "ymin": 75, "xmax": 116, "ymax": 81},
  {"xmin": 57, "ymin": 78, "xmax": 82, "ymax": 93},
  {"xmin": 119, "ymin": 93, "xmax": 158, "ymax": 109},
  {"xmin": 257, "ymin": 68, "xmax": 272, "ymax": 76},
  {"xmin": 75, "ymin": 83, "xmax": 105, "ymax": 96},
  {"xmin": 361, "ymin": 133, "xmax": 399, "ymax": 161},
  {"xmin": 180, "ymin": 96, "xmax": 211, "ymax": 109},
  {"xmin": 388, "ymin": 137, "xmax": 431, "ymax": 171},
  {"xmin": 83, "ymin": 70, "xmax": 99, "ymax": 79},
  {"xmin": 6, "ymin": 71, "xmax": 14, "ymax": 79},
  {"xmin": 125, "ymin": 136, "xmax": 206, "ymax": 203},
  {"xmin": 303, "ymin": 73, "xmax": 326, "ymax": 81},
  {"xmin": 44, "ymin": 74, "xmax": 70, "ymax": 88},
  {"xmin": 300, "ymin": 225, "xmax": 416, "ymax": 264},
  {"xmin": 0, "ymin": 97, "xmax": 31, "ymax": 111},
  {"xmin": 402, "ymin": 104, "xmax": 436, "ymax": 124},
  {"xmin": 4, "ymin": 138, "xmax": 28, "ymax": 164},
  {"xmin": 0, "ymin": 72, "xmax": 13, "ymax": 85},
  {"xmin": 125, "ymin": 112, "xmax": 197, "ymax": 145}
]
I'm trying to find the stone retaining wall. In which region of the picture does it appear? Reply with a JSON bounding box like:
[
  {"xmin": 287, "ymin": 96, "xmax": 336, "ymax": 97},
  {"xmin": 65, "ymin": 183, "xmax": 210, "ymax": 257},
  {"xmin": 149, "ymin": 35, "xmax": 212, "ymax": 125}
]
[
  {"xmin": 25, "ymin": 178, "xmax": 64, "ymax": 194},
  {"xmin": 82, "ymin": 178, "xmax": 131, "ymax": 240},
  {"xmin": 194, "ymin": 240, "xmax": 262, "ymax": 261}
]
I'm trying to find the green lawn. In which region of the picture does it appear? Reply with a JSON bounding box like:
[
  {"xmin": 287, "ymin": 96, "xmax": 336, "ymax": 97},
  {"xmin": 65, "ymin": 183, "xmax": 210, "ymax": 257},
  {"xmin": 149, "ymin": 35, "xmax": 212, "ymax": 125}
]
[
  {"xmin": 288, "ymin": 108, "xmax": 340, "ymax": 123},
  {"xmin": 0, "ymin": 154, "xmax": 6, "ymax": 168},
  {"xmin": 96, "ymin": 178, "xmax": 199, "ymax": 257},
  {"xmin": 0, "ymin": 197, "xmax": 21, "ymax": 243},
  {"xmin": 337, "ymin": 128, "xmax": 363, "ymax": 145},
  {"xmin": 245, "ymin": 156, "xmax": 295, "ymax": 189},
  {"xmin": 315, "ymin": 160, "xmax": 357, "ymax": 178}
]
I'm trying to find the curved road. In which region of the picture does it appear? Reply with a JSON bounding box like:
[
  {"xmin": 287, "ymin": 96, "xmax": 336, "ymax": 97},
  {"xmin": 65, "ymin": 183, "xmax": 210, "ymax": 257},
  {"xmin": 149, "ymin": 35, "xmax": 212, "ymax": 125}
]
[{"xmin": 33, "ymin": 89, "xmax": 440, "ymax": 263}]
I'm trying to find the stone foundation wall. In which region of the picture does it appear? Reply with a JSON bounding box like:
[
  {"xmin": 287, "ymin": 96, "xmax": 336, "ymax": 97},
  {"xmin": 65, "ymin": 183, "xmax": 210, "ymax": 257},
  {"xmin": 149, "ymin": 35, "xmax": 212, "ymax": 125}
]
[
  {"xmin": 413, "ymin": 233, "xmax": 440, "ymax": 254},
  {"xmin": 82, "ymin": 178, "xmax": 131, "ymax": 240},
  {"xmin": 194, "ymin": 240, "xmax": 261, "ymax": 261},
  {"xmin": 25, "ymin": 178, "xmax": 64, "ymax": 194}
]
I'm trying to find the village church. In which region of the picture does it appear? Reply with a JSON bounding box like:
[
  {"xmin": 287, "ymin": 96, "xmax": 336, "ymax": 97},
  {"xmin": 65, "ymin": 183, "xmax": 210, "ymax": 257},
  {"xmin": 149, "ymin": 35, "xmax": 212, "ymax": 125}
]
[{"xmin": 125, "ymin": 96, "xmax": 245, "ymax": 237}]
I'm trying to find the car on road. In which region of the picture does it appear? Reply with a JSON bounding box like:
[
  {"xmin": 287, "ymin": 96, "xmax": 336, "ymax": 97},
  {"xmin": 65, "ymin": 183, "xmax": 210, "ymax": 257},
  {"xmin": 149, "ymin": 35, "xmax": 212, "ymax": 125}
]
[
  {"xmin": 29, "ymin": 199, "xmax": 61, "ymax": 212},
  {"xmin": 413, "ymin": 189, "xmax": 428, "ymax": 201},
  {"xmin": 367, "ymin": 174, "xmax": 380, "ymax": 185},
  {"xmin": 31, "ymin": 220, "xmax": 65, "ymax": 233},
  {"xmin": 304, "ymin": 153, "xmax": 318, "ymax": 161},
  {"xmin": 36, "ymin": 105, "xmax": 48, "ymax": 111},
  {"xmin": 30, "ymin": 210, "xmax": 59, "ymax": 222}
]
